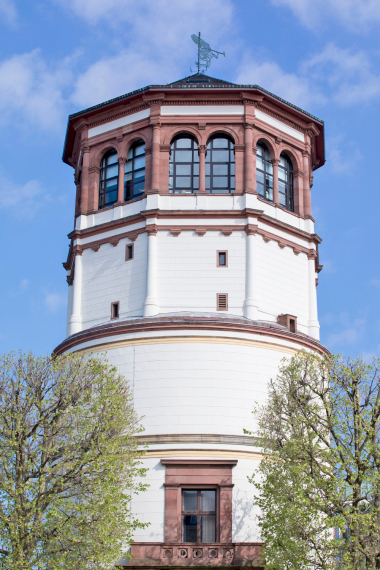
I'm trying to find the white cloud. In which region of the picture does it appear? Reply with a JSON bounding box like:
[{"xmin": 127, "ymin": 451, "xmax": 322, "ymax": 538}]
[
  {"xmin": 45, "ymin": 292, "xmax": 66, "ymax": 313},
  {"xmin": 0, "ymin": 0, "xmax": 17, "ymax": 25},
  {"xmin": 64, "ymin": 0, "xmax": 235, "ymax": 108},
  {"xmin": 0, "ymin": 49, "xmax": 73, "ymax": 130},
  {"xmin": 270, "ymin": 0, "xmax": 380, "ymax": 31},
  {"xmin": 369, "ymin": 278, "xmax": 380, "ymax": 288},
  {"xmin": 235, "ymin": 55, "xmax": 326, "ymax": 108},
  {"xmin": 326, "ymin": 134, "xmax": 361, "ymax": 175},
  {"xmin": 322, "ymin": 312, "xmax": 366, "ymax": 349},
  {"xmin": 0, "ymin": 172, "xmax": 47, "ymax": 218}
]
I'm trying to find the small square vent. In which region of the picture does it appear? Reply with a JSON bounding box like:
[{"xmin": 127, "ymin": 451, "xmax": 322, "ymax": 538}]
[{"xmin": 217, "ymin": 293, "xmax": 228, "ymax": 311}]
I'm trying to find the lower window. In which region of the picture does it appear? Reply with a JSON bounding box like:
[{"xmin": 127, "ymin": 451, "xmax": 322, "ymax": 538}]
[{"xmin": 182, "ymin": 489, "xmax": 216, "ymax": 543}]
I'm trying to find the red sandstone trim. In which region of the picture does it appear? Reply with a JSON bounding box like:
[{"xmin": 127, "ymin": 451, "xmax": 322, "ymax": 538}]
[{"xmin": 53, "ymin": 318, "xmax": 329, "ymax": 356}]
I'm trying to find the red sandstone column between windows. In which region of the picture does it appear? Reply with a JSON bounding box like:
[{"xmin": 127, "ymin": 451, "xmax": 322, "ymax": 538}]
[
  {"xmin": 80, "ymin": 145, "xmax": 90, "ymax": 214},
  {"xmin": 151, "ymin": 124, "xmax": 161, "ymax": 194},
  {"xmin": 271, "ymin": 158, "xmax": 280, "ymax": 205},
  {"xmin": 244, "ymin": 124, "xmax": 255, "ymax": 194},
  {"xmin": 117, "ymin": 157, "xmax": 126, "ymax": 204},
  {"xmin": 302, "ymin": 150, "xmax": 312, "ymax": 218},
  {"xmin": 198, "ymin": 145, "xmax": 206, "ymax": 192}
]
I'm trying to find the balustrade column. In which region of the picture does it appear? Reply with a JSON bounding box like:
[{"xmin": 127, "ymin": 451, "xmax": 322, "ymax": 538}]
[
  {"xmin": 150, "ymin": 124, "xmax": 161, "ymax": 194},
  {"xmin": 143, "ymin": 226, "xmax": 159, "ymax": 316},
  {"xmin": 117, "ymin": 157, "xmax": 126, "ymax": 204},
  {"xmin": 69, "ymin": 251, "xmax": 83, "ymax": 336},
  {"xmin": 243, "ymin": 225, "xmax": 259, "ymax": 320},
  {"xmin": 271, "ymin": 158, "xmax": 280, "ymax": 205},
  {"xmin": 244, "ymin": 125, "xmax": 255, "ymax": 193},
  {"xmin": 198, "ymin": 145, "xmax": 206, "ymax": 192}
]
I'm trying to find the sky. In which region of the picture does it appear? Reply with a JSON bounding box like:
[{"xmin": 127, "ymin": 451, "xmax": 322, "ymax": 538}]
[{"xmin": 0, "ymin": 0, "xmax": 379, "ymax": 359}]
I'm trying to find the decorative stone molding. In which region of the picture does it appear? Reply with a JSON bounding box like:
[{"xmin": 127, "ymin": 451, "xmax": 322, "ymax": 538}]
[
  {"xmin": 90, "ymin": 244, "xmax": 100, "ymax": 252},
  {"xmin": 234, "ymin": 144, "xmax": 244, "ymax": 152},
  {"xmin": 109, "ymin": 237, "xmax": 120, "ymax": 247},
  {"xmin": 198, "ymin": 145, "xmax": 207, "ymax": 153},
  {"xmin": 88, "ymin": 165, "xmax": 100, "ymax": 174},
  {"xmin": 144, "ymin": 146, "xmax": 152, "ymax": 155},
  {"xmin": 221, "ymin": 229, "xmax": 233, "ymax": 236},
  {"xmin": 146, "ymin": 223, "xmax": 158, "ymax": 236},
  {"xmin": 198, "ymin": 122, "xmax": 206, "ymax": 130},
  {"xmin": 195, "ymin": 228, "xmax": 207, "ymax": 236},
  {"xmin": 170, "ymin": 229, "xmax": 181, "ymax": 237},
  {"xmin": 245, "ymin": 224, "xmax": 258, "ymax": 236},
  {"xmin": 160, "ymin": 144, "xmax": 171, "ymax": 152}
]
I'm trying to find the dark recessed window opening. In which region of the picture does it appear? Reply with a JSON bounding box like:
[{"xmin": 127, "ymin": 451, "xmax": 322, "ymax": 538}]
[
  {"xmin": 205, "ymin": 136, "xmax": 235, "ymax": 194},
  {"xmin": 111, "ymin": 302, "xmax": 119, "ymax": 319},
  {"xmin": 99, "ymin": 150, "xmax": 119, "ymax": 209},
  {"xmin": 125, "ymin": 140, "xmax": 145, "ymax": 201},
  {"xmin": 217, "ymin": 293, "xmax": 228, "ymax": 311},
  {"xmin": 169, "ymin": 136, "xmax": 199, "ymax": 194},
  {"xmin": 279, "ymin": 152, "xmax": 294, "ymax": 212},
  {"xmin": 182, "ymin": 489, "xmax": 216, "ymax": 543},
  {"xmin": 125, "ymin": 243, "xmax": 134, "ymax": 261},
  {"xmin": 217, "ymin": 251, "xmax": 228, "ymax": 267},
  {"xmin": 256, "ymin": 142, "xmax": 273, "ymax": 202},
  {"xmin": 289, "ymin": 318, "xmax": 296, "ymax": 333}
]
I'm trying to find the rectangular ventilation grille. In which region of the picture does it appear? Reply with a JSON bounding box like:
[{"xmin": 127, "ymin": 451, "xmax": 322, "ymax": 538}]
[{"xmin": 217, "ymin": 293, "xmax": 228, "ymax": 311}]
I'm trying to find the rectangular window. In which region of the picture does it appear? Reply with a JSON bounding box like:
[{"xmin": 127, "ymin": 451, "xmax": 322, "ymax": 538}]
[
  {"xmin": 182, "ymin": 489, "xmax": 216, "ymax": 543},
  {"xmin": 217, "ymin": 251, "xmax": 228, "ymax": 267},
  {"xmin": 217, "ymin": 293, "xmax": 228, "ymax": 311},
  {"xmin": 111, "ymin": 302, "xmax": 119, "ymax": 319},
  {"xmin": 125, "ymin": 243, "xmax": 134, "ymax": 261}
]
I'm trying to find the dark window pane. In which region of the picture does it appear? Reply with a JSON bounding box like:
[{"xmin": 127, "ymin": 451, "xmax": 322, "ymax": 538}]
[
  {"xmin": 256, "ymin": 156, "xmax": 265, "ymax": 170},
  {"xmin": 230, "ymin": 150, "xmax": 235, "ymax": 163},
  {"xmin": 175, "ymin": 151, "xmax": 193, "ymax": 162},
  {"xmin": 205, "ymin": 153, "xmax": 210, "ymax": 163},
  {"xmin": 205, "ymin": 164, "xmax": 210, "ymax": 175},
  {"xmin": 169, "ymin": 176, "xmax": 173, "ymax": 189},
  {"xmin": 134, "ymin": 156, "xmax": 145, "ymax": 170},
  {"xmin": 135, "ymin": 143, "xmax": 145, "ymax": 156},
  {"xmin": 205, "ymin": 176, "xmax": 210, "ymax": 189},
  {"xmin": 106, "ymin": 179, "xmax": 117, "ymax": 191},
  {"xmin": 201, "ymin": 490, "xmax": 216, "ymax": 511},
  {"xmin": 193, "ymin": 163, "xmax": 199, "ymax": 175},
  {"xmin": 194, "ymin": 152, "xmax": 199, "ymax": 163},
  {"xmin": 212, "ymin": 137, "xmax": 228, "ymax": 148},
  {"xmin": 201, "ymin": 515, "xmax": 215, "ymax": 542},
  {"xmin": 106, "ymin": 164, "xmax": 118, "ymax": 178},
  {"xmin": 213, "ymin": 164, "xmax": 228, "ymax": 175},
  {"xmin": 183, "ymin": 515, "xmax": 198, "ymax": 542},
  {"xmin": 105, "ymin": 190, "xmax": 117, "ymax": 204},
  {"xmin": 230, "ymin": 163, "xmax": 235, "ymax": 175},
  {"xmin": 176, "ymin": 138, "xmax": 192, "ymax": 148},
  {"xmin": 257, "ymin": 182, "xmax": 264, "ymax": 196},
  {"xmin": 176, "ymin": 164, "xmax": 191, "ymax": 175},
  {"xmin": 177, "ymin": 177, "xmax": 191, "ymax": 188},
  {"xmin": 212, "ymin": 150, "xmax": 229, "ymax": 162},
  {"xmin": 183, "ymin": 490, "xmax": 198, "ymax": 511},
  {"xmin": 133, "ymin": 181, "xmax": 145, "ymax": 194},
  {"xmin": 134, "ymin": 171, "xmax": 145, "ymax": 184},
  {"xmin": 213, "ymin": 177, "xmax": 228, "ymax": 188},
  {"xmin": 125, "ymin": 161, "xmax": 132, "ymax": 173},
  {"xmin": 169, "ymin": 164, "xmax": 174, "ymax": 175},
  {"xmin": 219, "ymin": 253, "xmax": 226, "ymax": 266},
  {"xmin": 107, "ymin": 152, "xmax": 118, "ymax": 165},
  {"xmin": 279, "ymin": 193, "xmax": 286, "ymax": 205},
  {"xmin": 231, "ymin": 177, "xmax": 235, "ymax": 189},
  {"xmin": 193, "ymin": 177, "xmax": 199, "ymax": 189},
  {"xmin": 127, "ymin": 147, "xmax": 133, "ymax": 160}
]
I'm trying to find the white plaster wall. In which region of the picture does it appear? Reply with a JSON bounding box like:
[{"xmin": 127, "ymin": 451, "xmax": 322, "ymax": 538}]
[
  {"xmin": 94, "ymin": 341, "xmax": 288, "ymax": 438},
  {"xmin": 80, "ymin": 233, "xmax": 147, "ymax": 328},
  {"xmin": 157, "ymin": 231, "xmax": 246, "ymax": 315},
  {"xmin": 232, "ymin": 459, "xmax": 261, "ymax": 542},
  {"xmin": 255, "ymin": 237, "xmax": 309, "ymax": 332}
]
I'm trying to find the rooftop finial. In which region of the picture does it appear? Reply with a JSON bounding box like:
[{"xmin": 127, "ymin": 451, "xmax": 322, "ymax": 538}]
[{"xmin": 191, "ymin": 32, "xmax": 225, "ymax": 74}]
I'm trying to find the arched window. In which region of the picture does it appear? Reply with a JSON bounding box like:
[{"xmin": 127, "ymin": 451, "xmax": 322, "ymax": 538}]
[
  {"xmin": 279, "ymin": 153, "xmax": 293, "ymax": 211},
  {"xmin": 99, "ymin": 149, "xmax": 119, "ymax": 209},
  {"xmin": 205, "ymin": 136, "xmax": 235, "ymax": 193},
  {"xmin": 125, "ymin": 140, "xmax": 145, "ymax": 201},
  {"xmin": 256, "ymin": 142, "xmax": 273, "ymax": 201},
  {"xmin": 169, "ymin": 136, "xmax": 199, "ymax": 193}
]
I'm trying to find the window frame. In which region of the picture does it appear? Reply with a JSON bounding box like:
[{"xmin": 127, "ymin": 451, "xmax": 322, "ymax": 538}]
[
  {"xmin": 125, "ymin": 243, "xmax": 134, "ymax": 262},
  {"xmin": 256, "ymin": 142, "xmax": 273, "ymax": 202},
  {"xmin": 181, "ymin": 487, "xmax": 219, "ymax": 544},
  {"xmin": 99, "ymin": 149, "xmax": 119, "ymax": 210},
  {"xmin": 278, "ymin": 152, "xmax": 294, "ymax": 212},
  {"xmin": 169, "ymin": 135, "xmax": 199, "ymax": 194},
  {"xmin": 205, "ymin": 136, "xmax": 235, "ymax": 194},
  {"xmin": 124, "ymin": 140, "xmax": 146, "ymax": 202},
  {"xmin": 217, "ymin": 251, "xmax": 228, "ymax": 267},
  {"xmin": 111, "ymin": 301, "xmax": 120, "ymax": 320}
]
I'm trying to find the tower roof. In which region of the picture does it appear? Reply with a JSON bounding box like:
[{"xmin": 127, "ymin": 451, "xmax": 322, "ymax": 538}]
[{"xmin": 63, "ymin": 73, "xmax": 325, "ymax": 168}]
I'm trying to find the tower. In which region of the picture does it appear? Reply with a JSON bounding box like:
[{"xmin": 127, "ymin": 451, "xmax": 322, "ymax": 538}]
[{"xmin": 56, "ymin": 74, "xmax": 327, "ymax": 568}]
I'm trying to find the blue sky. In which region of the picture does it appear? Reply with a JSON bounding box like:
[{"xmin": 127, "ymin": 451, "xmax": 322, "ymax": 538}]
[{"xmin": 0, "ymin": 0, "xmax": 379, "ymax": 358}]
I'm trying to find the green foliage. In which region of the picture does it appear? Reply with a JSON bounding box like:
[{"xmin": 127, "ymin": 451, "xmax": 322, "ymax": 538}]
[
  {"xmin": 0, "ymin": 351, "xmax": 147, "ymax": 570},
  {"xmin": 252, "ymin": 352, "xmax": 380, "ymax": 570}
]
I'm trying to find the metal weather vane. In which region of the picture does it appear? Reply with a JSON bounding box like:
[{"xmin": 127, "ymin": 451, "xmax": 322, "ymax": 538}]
[{"xmin": 191, "ymin": 32, "xmax": 225, "ymax": 74}]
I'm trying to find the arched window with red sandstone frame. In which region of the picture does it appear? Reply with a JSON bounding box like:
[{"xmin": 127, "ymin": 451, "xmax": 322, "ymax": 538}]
[
  {"xmin": 125, "ymin": 140, "xmax": 145, "ymax": 201},
  {"xmin": 169, "ymin": 135, "xmax": 199, "ymax": 194},
  {"xmin": 99, "ymin": 149, "xmax": 119, "ymax": 209},
  {"xmin": 279, "ymin": 152, "xmax": 293, "ymax": 211},
  {"xmin": 205, "ymin": 135, "xmax": 235, "ymax": 193},
  {"xmin": 256, "ymin": 142, "xmax": 273, "ymax": 202}
]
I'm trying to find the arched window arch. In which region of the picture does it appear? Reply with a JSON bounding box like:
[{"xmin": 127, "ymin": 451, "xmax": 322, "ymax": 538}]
[
  {"xmin": 125, "ymin": 140, "xmax": 145, "ymax": 201},
  {"xmin": 279, "ymin": 152, "xmax": 293, "ymax": 211},
  {"xmin": 256, "ymin": 142, "xmax": 273, "ymax": 201},
  {"xmin": 205, "ymin": 136, "xmax": 235, "ymax": 193},
  {"xmin": 99, "ymin": 149, "xmax": 118, "ymax": 209},
  {"xmin": 169, "ymin": 136, "xmax": 199, "ymax": 193}
]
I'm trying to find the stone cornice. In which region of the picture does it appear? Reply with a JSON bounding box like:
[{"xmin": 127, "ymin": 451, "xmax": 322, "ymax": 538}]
[{"xmin": 53, "ymin": 316, "xmax": 329, "ymax": 357}]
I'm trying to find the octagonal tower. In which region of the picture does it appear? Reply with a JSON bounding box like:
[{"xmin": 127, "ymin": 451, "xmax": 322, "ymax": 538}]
[{"xmin": 56, "ymin": 74, "xmax": 327, "ymax": 569}]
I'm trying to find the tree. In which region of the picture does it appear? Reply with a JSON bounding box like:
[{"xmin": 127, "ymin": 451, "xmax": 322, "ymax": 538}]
[
  {"xmin": 0, "ymin": 351, "xmax": 147, "ymax": 570},
  {"xmin": 252, "ymin": 351, "xmax": 380, "ymax": 570}
]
